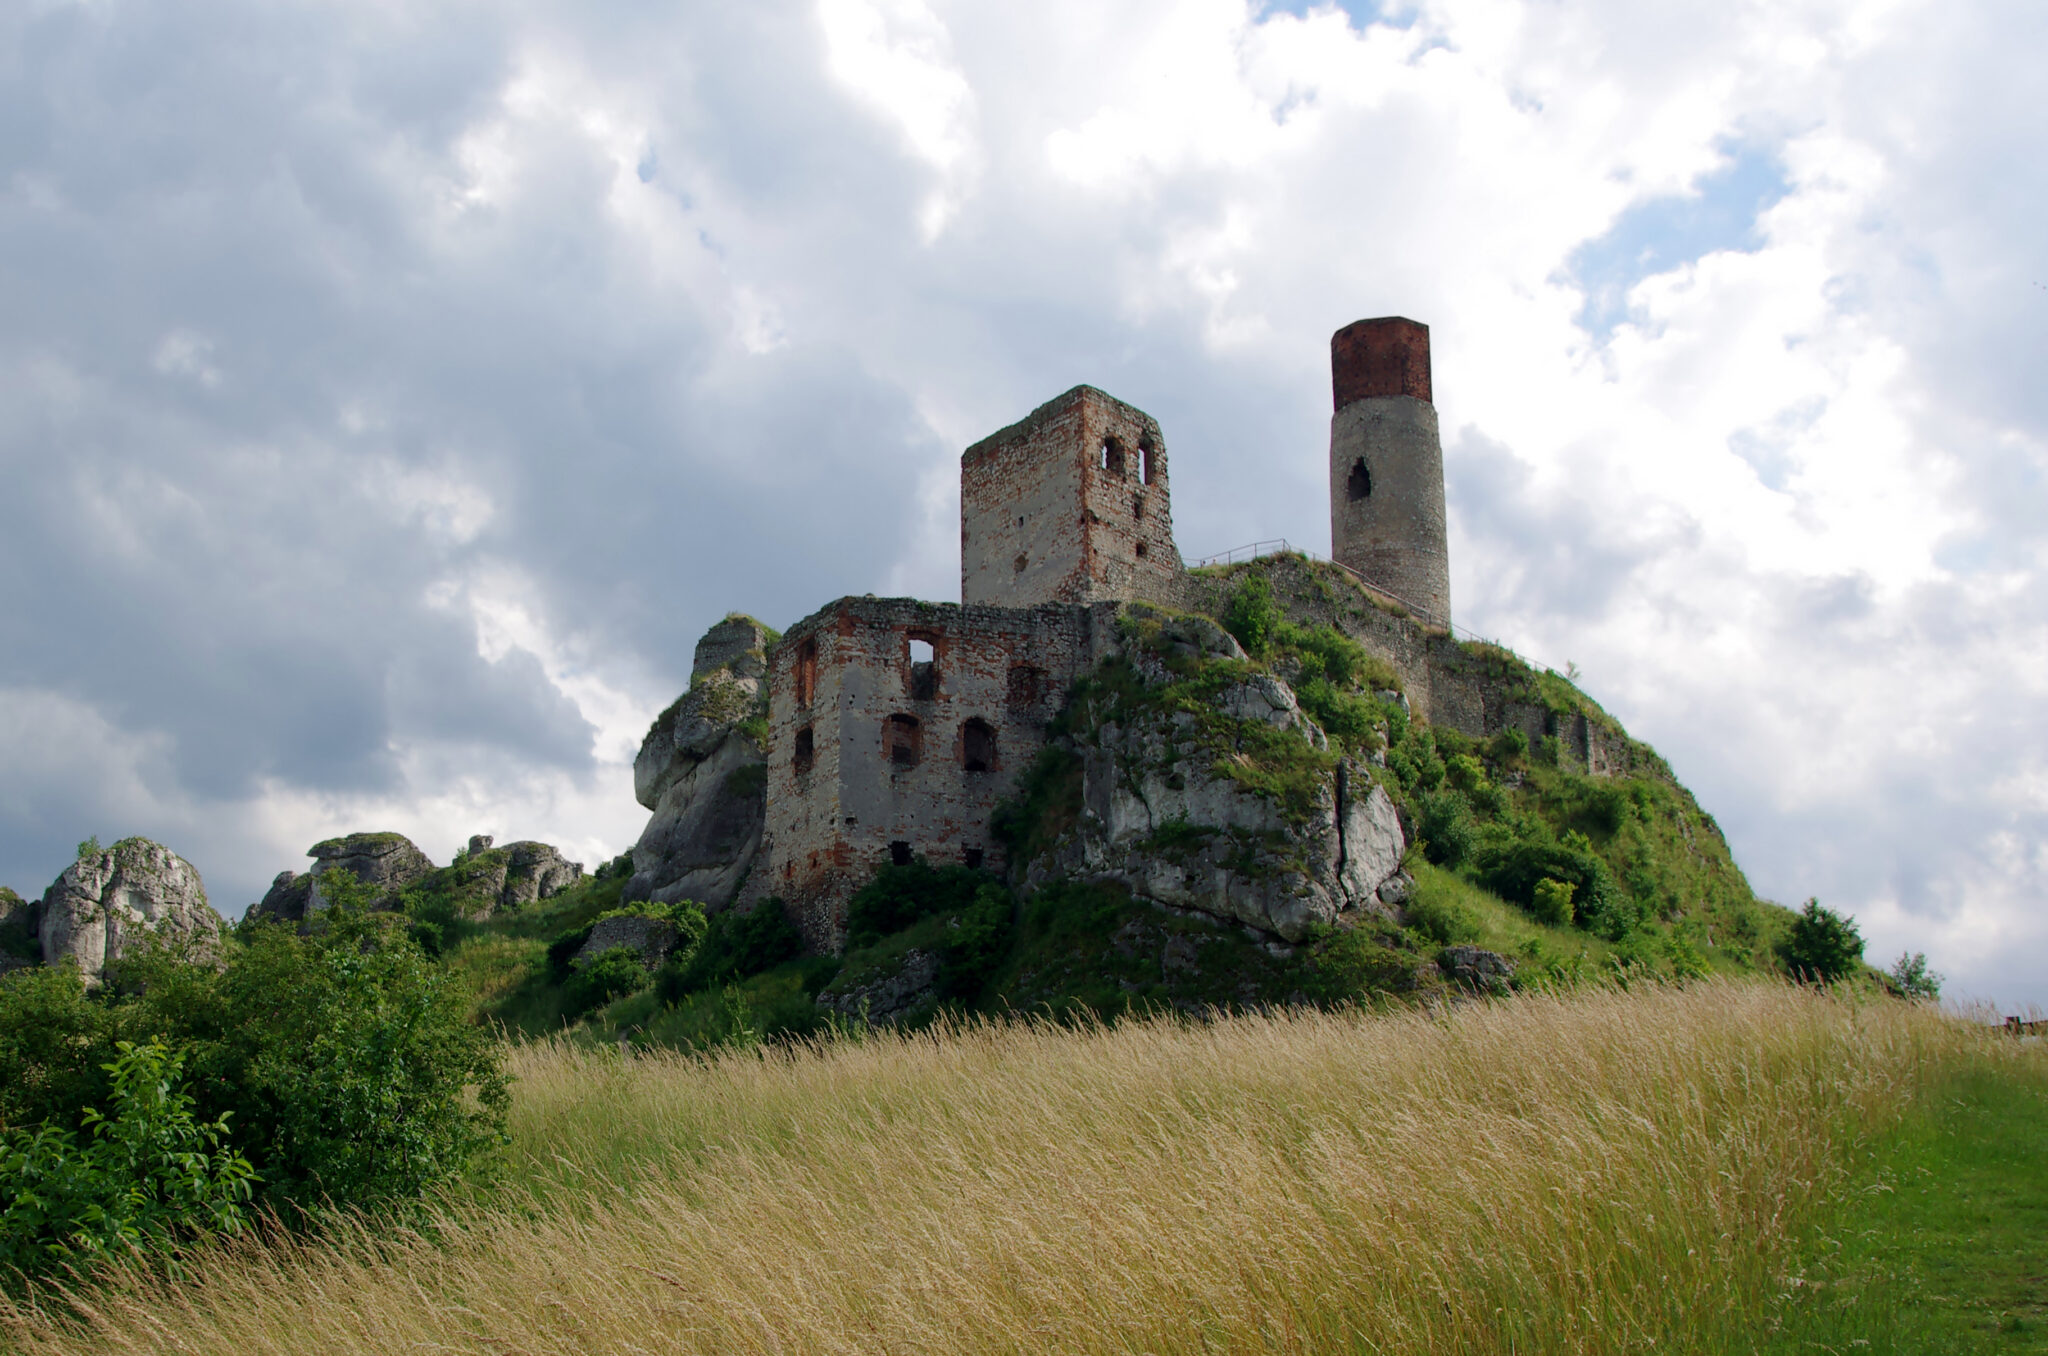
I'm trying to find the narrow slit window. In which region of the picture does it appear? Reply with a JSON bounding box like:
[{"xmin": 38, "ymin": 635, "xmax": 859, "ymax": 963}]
[
  {"xmin": 1138, "ymin": 437, "xmax": 1157, "ymax": 485},
  {"xmin": 907, "ymin": 635, "xmax": 938, "ymax": 700},
  {"xmin": 1348, "ymin": 457, "xmax": 1373, "ymax": 501},
  {"xmin": 792, "ymin": 726, "xmax": 814, "ymax": 775},
  {"xmin": 793, "ymin": 637, "xmax": 818, "ymax": 707}
]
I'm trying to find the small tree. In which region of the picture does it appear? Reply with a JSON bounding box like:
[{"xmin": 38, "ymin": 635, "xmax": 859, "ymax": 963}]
[
  {"xmin": 1887, "ymin": 951, "xmax": 1942, "ymax": 1000},
  {"xmin": 1778, "ymin": 899, "xmax": 1864, "ymax": 984},
  {"xmin": 1531, "ymin": 878, "xmax": 1576, "ymax": 928}
]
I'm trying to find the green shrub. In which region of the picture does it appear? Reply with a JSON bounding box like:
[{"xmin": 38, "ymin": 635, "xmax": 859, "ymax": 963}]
[
  {"xmin": 1487, "ymin": 728, "xmax": 1530, "ymax": 764},
  {"xmin": 1778, "ymin": 899, "xmax": 1863, "ymax": 984},
  {"xmin": 0, "ymin": 1038, "xmax": 255, "ymax": 1280},
  {"xmin": 1531, "ymin": 878, "xmax": 1576, "ymax": 927},
  {"xmin": 1403, "ymin": 888, "xmax": 1482, "ymax": 948},
  {"xmin": 1416, "ymin": 790, "xmax": 1475, "ymax": 868},
  {"xmin": 566, "ymin": 947, "xmax": 651, "ymax": 1017},
  {"xmin": 1472, "ymin": 825, "xmax": 1624, "ymax": 937},
  {"xmin": 673, "ymin": 900, "xmax": 803, "ymax": 993},
  {"xmin": 0, "ymin": 966, "xmax": 122, "ymax": 1134},
  {"xmin": 111, "ymin": 915, "xmax": 509, "ymax": 1212},
  {"xmin": 1222, "ymin": 572, "xmax": 1282, "ymax": 657}
]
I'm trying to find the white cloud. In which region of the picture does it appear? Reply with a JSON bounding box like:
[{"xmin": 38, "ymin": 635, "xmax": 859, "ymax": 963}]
[{"xmin": 3, "ymin": 0, "xmax": 2044, "ymax": 1005}]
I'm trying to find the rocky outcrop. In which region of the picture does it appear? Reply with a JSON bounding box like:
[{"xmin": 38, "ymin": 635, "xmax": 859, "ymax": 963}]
[
  {"xmin": 816, "ymin": 948, "xmax": 940, "ymax": 1025},
  {"xmin": 1440, "ymin": 945, "xmax": 1514, "ymax": 993},
  {"xmin": 1026, "ymin": 620, "xmax": 1407, "ymax": 943},
  {"xmin": 39, "ymin": 839, "xmax": 217, "ymax": 983},
  {"xmin": 573, "ymin": 914, "xmax": 681, "ymax": 969},
  {"xmin": 252, "ymin": 831, "xmax": 436, "ymax": 921},
  {"xmin": 440, "ymin": 840, "xmax": 585, "ymax": 920},
  {"xmin": 626, "ymin": 617, "xmax": 772, "ymax": 908}
]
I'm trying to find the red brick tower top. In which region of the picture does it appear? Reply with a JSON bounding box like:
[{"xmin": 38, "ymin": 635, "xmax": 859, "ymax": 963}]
[{"xmin": 1331, "ymin": 317, "xmax": 1432, "ymax": 409}]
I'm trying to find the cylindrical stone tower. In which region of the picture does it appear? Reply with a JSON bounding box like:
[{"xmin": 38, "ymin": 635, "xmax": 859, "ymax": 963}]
[{"xmin": 1328, "ymin": 317, "xmax": 1451, "ymax": 629}]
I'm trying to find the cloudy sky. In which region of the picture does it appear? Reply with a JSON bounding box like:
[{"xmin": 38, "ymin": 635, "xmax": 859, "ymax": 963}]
[{"xmin": 3, "ymin": 0, "xmax": 2042, "ymax": 1004}]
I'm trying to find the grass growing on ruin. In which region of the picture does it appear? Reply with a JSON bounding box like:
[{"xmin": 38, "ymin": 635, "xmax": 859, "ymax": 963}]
[{"xmin": 1, "ymin": 982, "xmax": 2031, "ymax": 1355}]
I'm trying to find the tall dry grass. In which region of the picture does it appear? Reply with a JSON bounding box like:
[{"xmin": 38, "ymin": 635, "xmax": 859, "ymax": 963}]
[{"xmin": 0, "ymin": 981, "xmax": 2008, "ymax": 1354}]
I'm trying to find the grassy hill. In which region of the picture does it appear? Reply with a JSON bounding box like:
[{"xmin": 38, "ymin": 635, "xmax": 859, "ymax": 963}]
[{"xmin": 4, "ymin": 982, "xmax": 2037, "ymax": 1354}]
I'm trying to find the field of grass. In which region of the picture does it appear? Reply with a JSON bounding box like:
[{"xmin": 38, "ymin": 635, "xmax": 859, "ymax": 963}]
[{"xmin": 1, "ymin": 982, "xmax": 2034, "ymax": 1354}]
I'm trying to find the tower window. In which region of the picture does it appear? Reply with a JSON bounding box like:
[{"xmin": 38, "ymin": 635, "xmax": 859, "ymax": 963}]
[
  {"xmin": 793, "ymin": 637, "xmax": 818, "ymax": 707},
  {"xmin": 890, "ymin": 841, "xmax": 913, "ymax": 866},
  {"xmin": 1139, "ymin": 436, "xmax": 1157, "ymax": 485},
  {"xmin": 1135, "ymin": 541, "xmax": 1148, "ymax": 559},
  {"xmin": 963, "ymin": 847, "xmax": 984, "ymax": 869},
  {"xmin": 885, "ymin": 714, "xmax": 921, "ymax": 766},
  {"xmin": 962, "ymin": 718, "xmax": 996, "ymax": 773},
  {"xmin": 1100, "ymin": 437, "xmax": 1126, "ymax": 476},
  {"xmin": 793, "ymin": 725, "xmax": 814, "ymax": 775},
  {"xmin": 1348, "ymin": 457, "xmax": 1373, "ymax": 501}
]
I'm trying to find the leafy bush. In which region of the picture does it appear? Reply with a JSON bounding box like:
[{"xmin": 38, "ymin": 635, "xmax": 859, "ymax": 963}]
[
  {"xmin": 0, "ymin": 1039, "xmax": 255, "ymax": 1279},
  {"xmin": 1777, "ymin": 899, "xmax": 1864, "ymax": 984},
  {"xmin": 842, "ymin": 861, "xmax": 1013, "ymax": 1003},
  {"xmin": 566, "ymin": 947, "xmax": 652, "ymax": 1017},
  {"xmin": 0, "ymin": 966, "xmax": 123, "ymax": 1134},
  {"xmin": 1531, "ymin": 878, "xmax": 1576, "ymax": 927},
  {"xmin": 672, "ymin": 900, "xmax": 804, "ymax": 993},
  {"xmin": 1222, "ymin": 572, "xmax": 1283, "ymax": 658},
  {"xmin": 1416, "ymin": 790, "xmax": 1475, "ymax": 868},
  {"xmin": 1472, "ymin": 824, "xmax": 1625, "ymax": 937}
]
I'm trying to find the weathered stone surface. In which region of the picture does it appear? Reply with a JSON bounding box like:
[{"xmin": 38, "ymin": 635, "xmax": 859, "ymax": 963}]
[
  {"xmin": 1439, "ymin": 945, "xmax": 1514, "ymax": 993},
  {"xmin": 254, "ymin": 870, "xmax": 314, "ymax": 922},
  {"xmin": 817, "ymin": 948, "xmax": 940, "ymax": 1024},
  {"xmin": 432, "ymin": 841, "xmax": 587, "ymax": 921},
  {"xmin": 627, "ymin": 619, "xmax": 773, "ymax": 910},
  {"xmin": 467, "ymin": 834, "xmax": 494, "ymax": 855},
  {"xmin": 573, "ymin": 915, "xmax": 680, "ymax": 970},
  {"xmin": 39, "ymin": 839, "xmax": 217, "ymax": 983},
  {"xmin": 1028, "ymin": 669, "xmax": 1406, "ymax": 943},
  {"xmin": 310, "ymin": 832, "xmax": 436, "ymax": 908}
]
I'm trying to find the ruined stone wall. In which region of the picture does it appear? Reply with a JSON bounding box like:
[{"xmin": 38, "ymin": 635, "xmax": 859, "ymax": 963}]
[
  {"xmin": 1184, "ymin": 556, "xmax": 1646, "ymax": 779},
  {"xmin": 1328, "ymin": 319, "xmax": 1452, "ymax": 630},
  {"xmin": 961, "ymin": 385, "xmax": 1183, "ymax": 609},
  {"xmin": 765, "ymin": 595, "xmax": 1120, "ymax": 951}
]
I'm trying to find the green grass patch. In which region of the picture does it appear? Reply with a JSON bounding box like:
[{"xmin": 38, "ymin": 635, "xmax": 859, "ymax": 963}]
[{"xmin": 1758, "ymin": 1046, "xmax": 2048, "ymax": 1353}]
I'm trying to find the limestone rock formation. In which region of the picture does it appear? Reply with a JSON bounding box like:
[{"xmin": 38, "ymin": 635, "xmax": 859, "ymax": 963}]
[
  {"xmin": 1027, "ymin": 630, "xmax": 1407, "ymax": 943},
  {"xmin": 1439, "ymin": 945, "xmax": 1514, "ymax": 993},
  {"xmin": 479, "ymin": 841, "xmax": 584, "ymax": 913},
  {"xmin": 252, "ymin": 830, "xmax": 436, "ymax": 921},
  {"xmin": 626, "ymin": 616, "xmax": 772, "ymax": 908},
  {"xmin": 39, "ymin": 839, "xmax": 217, "ymax": 983},
  {"xmin": 573, "ymin": 914, "xmax": 681, "ymax": 969}
]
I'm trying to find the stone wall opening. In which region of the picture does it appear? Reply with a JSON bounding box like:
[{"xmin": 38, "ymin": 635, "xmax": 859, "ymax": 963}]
[
  {"xmin": 885, "ymin": 714, "xmax": 922, "ymax": 766},
  {"xmin": 1139, "ymin": 435, "xmax": 1157, "ymax": 485},
  {"xmin": 890, "ymin": 841, "xmax": 913, "ymax": 866},
  {"xmin": 793, "ymin": 725, "xmax": 814, "ymax": 776},
  {"xmin": 962, "ymin": 718, "xmax": 996, "ymax": 773},
  {"xmin": 794, "ymin": 637, "xmax": 819, "ymax": 707},
  {"xmin": 907, "ymin": 634, "xmax": 938, "ymax": 699},
  {"xmin": 1100, "ymin": 436, "xmax": 1126, "ymax": 476},
  {"xmin": 1348, "ymin": 456, "xmax": 1373, "ymax": 501}
]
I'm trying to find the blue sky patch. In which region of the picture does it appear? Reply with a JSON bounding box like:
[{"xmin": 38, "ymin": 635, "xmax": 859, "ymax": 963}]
[
  {"xmin": 1257, "ymin": 0, "xmax": 1417, "ymax": 31},
  {"xmin": 1569, "ymin": 144, "xmax": 1791, "ymax": 340}
]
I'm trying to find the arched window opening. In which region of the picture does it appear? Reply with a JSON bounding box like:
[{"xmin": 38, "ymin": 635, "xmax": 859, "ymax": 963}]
[
  {"xmin": 885, "ymin": 714, "xmax": 921, "ymax": 766},
  {"xmin": 1100, "ymin": 437, "xmax": 1126, "ymax": 476},
  {"xmin": 962, "ymin": 718, "xmax": 996, "ymax": 773},
  {"xmin": 792, "ymin": 725, "xmax": 814, "ymax": 776},
  {"xmin": 793, "ymin": 637, "xmax": 818, "ymax": 707},
  {"xmin": 1347, "ymin": 457, "xmax": 1373, "ymax": 501},
  {"xmin": 1138, "ymin": 436, "xmax": 1157, "ymax": 485}
]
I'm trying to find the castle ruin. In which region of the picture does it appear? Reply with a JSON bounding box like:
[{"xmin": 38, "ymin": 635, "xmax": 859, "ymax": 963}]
[{"xmin": 762, "ymin": 320, "xmax": 1458, "ymax": 951}]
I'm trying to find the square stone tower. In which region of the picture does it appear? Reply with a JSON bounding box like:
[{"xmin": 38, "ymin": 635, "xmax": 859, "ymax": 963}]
[{"xmin": 960, "ymin": 385, "xmax": 1183, "ymax": 607}]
